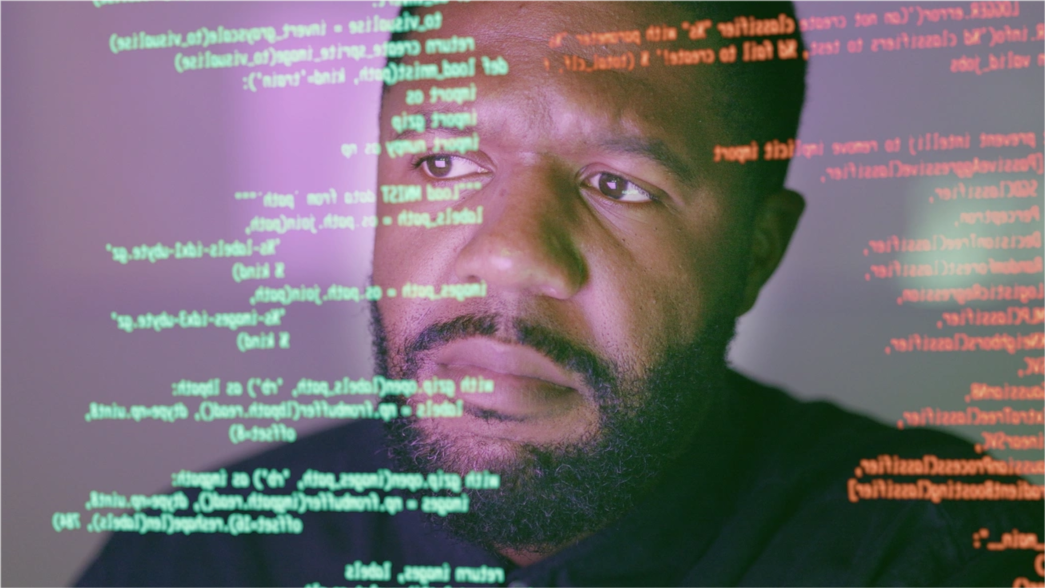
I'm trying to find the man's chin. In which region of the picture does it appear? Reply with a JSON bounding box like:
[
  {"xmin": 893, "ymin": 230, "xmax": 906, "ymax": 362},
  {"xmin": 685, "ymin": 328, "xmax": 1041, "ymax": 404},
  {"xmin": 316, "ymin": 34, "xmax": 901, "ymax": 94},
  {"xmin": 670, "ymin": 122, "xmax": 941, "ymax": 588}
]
[
  {"xmin": 402, "ymin": 421, "xmax": 533, "ymax": 475},
  {"xmin": 385, "ymin": 414, "xmax": 628, "ymax": 552}
]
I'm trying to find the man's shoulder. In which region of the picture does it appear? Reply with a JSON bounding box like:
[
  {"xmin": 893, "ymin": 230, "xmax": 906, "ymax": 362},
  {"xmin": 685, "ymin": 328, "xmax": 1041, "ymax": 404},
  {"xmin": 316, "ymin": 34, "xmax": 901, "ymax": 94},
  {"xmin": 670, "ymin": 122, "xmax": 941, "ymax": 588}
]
[
  {"xmin": 729, "ymin": 369, "xmax": 986, "ymax": 476},
  {"xmin": 718, "ymin": 370, "xmax": 1043, "ymax": 586}
]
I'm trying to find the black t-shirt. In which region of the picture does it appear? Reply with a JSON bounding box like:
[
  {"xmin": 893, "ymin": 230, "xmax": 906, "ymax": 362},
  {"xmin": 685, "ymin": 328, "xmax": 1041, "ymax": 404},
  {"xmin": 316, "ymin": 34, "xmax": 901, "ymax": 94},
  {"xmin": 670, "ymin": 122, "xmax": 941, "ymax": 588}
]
[{"xmin": 76, "ymin": 370, "xmax": 1043, "ymax": 587}]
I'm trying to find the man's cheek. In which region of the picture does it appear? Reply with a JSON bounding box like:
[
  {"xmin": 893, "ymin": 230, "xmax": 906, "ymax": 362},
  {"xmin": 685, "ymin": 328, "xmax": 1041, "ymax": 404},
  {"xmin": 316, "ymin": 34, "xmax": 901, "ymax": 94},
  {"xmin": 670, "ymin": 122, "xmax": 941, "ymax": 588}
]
[
  {"xmin": 585, "ymin": 277, "xmax": 695, "ymax": 362},
  {"xmin": 374, "ymin": 226, "xmax": 427, "ymax": 286},
  {"xmin": 372, "ymin": 225, "xmax": 399, "ymax": 283},
  {"xmin": 376, "ymin": 297, "xmax": 418, "ymax": 355}
]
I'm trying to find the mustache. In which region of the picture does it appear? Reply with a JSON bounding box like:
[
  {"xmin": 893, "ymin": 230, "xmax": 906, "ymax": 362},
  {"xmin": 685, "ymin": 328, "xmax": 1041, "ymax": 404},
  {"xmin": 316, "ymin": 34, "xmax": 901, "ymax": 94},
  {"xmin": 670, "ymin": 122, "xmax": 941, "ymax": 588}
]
[{"xmin": 404, "ymin": 313, "xmax": 617, "ymax": 401}]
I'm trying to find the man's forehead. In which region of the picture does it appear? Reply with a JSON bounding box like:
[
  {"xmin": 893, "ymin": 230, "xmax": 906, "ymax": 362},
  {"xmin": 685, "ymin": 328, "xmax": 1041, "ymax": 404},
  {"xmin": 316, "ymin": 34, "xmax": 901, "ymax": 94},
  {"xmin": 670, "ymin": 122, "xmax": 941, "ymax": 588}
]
[
  {"xmin": 413, "ymin": 2, "xmax": 681, "ymax": 46},
  {"xmin": 386, "ymin": 2, "xmax": 730, "ymax": 172},
  {"xmin": 407, "ymin": 2, "xmax": 714, "ymax": 70}
]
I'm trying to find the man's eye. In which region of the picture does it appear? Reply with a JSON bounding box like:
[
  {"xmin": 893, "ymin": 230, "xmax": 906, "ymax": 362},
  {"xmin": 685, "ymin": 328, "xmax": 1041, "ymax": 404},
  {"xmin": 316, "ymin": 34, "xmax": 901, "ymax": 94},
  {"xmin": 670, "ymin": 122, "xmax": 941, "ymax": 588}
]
[
  {"xmin": 587, "ymin": 172, "xmax": 654, "ymax": 203},
  {"xmin": 418, "ymin": 155, "xmax": 486, "ymax": 180}
]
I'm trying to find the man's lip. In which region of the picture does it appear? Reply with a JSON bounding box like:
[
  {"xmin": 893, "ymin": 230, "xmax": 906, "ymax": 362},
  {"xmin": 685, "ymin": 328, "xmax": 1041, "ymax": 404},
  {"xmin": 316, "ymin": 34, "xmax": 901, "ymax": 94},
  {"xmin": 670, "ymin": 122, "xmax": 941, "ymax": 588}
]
[
  {"xmin": 429, "ymin": 363, "xmax": 581, "ymax": 424},
  {"xmin": 461, "ymin": 402, "xmax": 528, "ymax": 423},
  {"xmin": 431, "ymin": 338, "xmax": 580, "ymax": 391}
]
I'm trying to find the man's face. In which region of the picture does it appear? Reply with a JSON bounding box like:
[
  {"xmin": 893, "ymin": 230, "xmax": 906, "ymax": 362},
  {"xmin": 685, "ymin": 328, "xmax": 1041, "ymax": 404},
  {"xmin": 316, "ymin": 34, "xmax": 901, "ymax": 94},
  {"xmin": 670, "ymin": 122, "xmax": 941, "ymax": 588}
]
[{"xmin": 372, "ymin": 2, "xmax": 761, "ymax": 551}]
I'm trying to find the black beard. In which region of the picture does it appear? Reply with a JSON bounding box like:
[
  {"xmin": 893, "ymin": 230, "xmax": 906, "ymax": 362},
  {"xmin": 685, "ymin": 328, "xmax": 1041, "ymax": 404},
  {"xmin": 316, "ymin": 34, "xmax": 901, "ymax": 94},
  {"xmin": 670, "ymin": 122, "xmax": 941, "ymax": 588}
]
[{"xmin": 370, "ymin": 301, "xmax": 738, "ymax": 555}]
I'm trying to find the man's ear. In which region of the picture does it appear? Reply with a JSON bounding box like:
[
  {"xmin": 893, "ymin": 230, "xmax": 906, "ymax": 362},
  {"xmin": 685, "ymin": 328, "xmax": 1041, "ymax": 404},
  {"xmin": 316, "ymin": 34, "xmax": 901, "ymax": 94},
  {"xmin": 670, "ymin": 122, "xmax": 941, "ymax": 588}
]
[{"xmin": 737, "ymin": 189, "xmax": 805, "ymax": 316}]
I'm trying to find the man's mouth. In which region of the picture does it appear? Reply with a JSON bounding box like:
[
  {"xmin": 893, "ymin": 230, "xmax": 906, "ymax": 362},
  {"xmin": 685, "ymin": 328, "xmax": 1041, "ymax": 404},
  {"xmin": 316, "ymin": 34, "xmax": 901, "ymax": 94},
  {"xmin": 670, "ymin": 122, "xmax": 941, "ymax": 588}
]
[{"xmin": 427, "ymin": 337, "xmax": 585, "ymax": 422}]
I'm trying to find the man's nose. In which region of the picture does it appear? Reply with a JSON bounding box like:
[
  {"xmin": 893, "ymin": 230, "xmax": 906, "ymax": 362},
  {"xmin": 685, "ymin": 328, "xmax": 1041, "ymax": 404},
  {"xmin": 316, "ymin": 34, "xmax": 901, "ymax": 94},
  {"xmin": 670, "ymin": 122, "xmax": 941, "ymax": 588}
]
[{"xmin": 453, "ymin": 166, "xmax": 587, "ymax": 300}]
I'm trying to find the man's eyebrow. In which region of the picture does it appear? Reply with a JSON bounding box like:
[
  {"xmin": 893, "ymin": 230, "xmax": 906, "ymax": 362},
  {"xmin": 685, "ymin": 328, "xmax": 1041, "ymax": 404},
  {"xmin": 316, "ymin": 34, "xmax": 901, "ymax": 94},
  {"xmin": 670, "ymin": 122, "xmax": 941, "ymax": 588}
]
[
  {"xmin": 597, "ymin": 136, "xmax": 695, "ymax": 185},
  {"xmin": 386, "ymin": 108, "xmax": 695, "ymax": 183}
]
